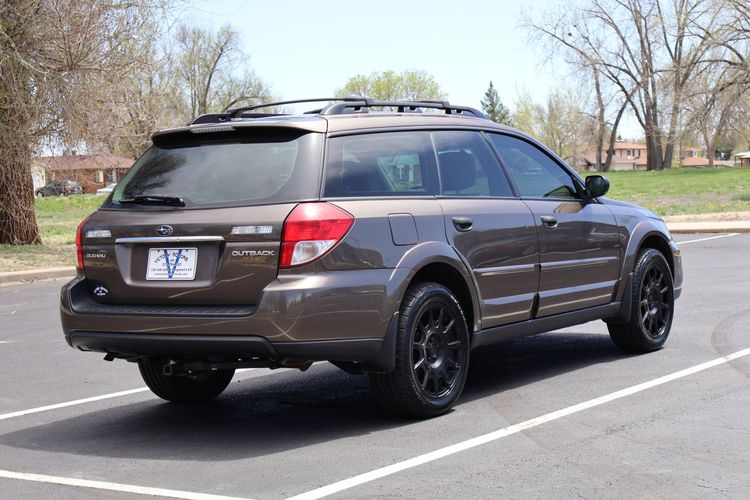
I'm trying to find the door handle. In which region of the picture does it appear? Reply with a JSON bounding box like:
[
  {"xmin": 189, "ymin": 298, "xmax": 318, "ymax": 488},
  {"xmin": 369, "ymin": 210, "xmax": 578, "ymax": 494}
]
[
  {"xmin": 452, "ymin": 216, "xmax": 473, "ymax": 232},
  {"xmin": 540, "ymin": 215, "xmax": 558, "ymax": 229}
]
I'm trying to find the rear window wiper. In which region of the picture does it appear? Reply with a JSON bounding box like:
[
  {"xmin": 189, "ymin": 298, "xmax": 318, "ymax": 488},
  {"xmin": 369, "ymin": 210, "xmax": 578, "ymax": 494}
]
[{"xmin": 118, "ymin": 195, "xmax": 186, "ymax": 207}]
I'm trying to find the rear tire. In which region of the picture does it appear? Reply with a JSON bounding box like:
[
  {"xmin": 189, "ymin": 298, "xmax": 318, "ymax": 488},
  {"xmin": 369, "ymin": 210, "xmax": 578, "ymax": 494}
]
[
  {"xmin": 607, "ymin": 249, "xmax": 674, "ymax": 353},
  {"xmin": 369, "ymin": 282, "xmax": 470, "ymax": 418},
  {"xmin": 138, "ymin": 358, "xmax": 234, "ymax": 403}
]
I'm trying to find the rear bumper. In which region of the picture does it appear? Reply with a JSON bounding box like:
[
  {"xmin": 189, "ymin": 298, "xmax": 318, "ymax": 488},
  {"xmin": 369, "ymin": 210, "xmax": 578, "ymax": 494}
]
[
  {"xmin": 60, "ymin": 269, "xmax": 409, "ymax": 370},
  {"xmin": 66, "ymin": 323, "xmax": 397, "ymax": 371}
]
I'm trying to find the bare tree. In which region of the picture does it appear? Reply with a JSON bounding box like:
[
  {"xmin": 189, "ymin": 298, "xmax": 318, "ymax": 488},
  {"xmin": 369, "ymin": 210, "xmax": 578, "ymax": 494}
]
[
  {"xmin": 529, "ymin": 0, "xmax": 729, "ymax": 171},
  {"xmin": 513, "ymin": 88, "xmax": 596, "ymax": 165},
  {"xmin": 0, "ymin": 0, "xmax": 169, "ymax": 244},
  {"xmin": 174, "ymin": 24, "xmax": 273, "ymax": 120},
  {"xmin": 685, "ymin": 67, "xmax": 746, "ymax": 166}
]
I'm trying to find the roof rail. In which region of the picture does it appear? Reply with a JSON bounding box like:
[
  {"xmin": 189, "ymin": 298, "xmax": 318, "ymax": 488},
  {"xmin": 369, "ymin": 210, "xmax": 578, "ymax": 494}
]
[
  {"xmin": 188, "ymin": 97, "xmax": 488, "ymax": 124},
  {"xmin": 320, "ymin": 99, "xmax": 487, "ymax": 118}
]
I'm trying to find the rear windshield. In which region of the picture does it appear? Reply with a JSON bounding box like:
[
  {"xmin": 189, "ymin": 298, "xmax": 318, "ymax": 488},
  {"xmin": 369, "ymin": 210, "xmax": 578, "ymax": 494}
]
[{"xmin": 107, "ymin": 130, "xmax": 322, "ymax": 209}]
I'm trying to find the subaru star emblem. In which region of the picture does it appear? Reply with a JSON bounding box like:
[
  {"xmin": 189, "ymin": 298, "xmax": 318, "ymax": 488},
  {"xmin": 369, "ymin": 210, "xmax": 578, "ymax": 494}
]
[{"xmin": 155, "ymin": 225, "xmax": 174, "ymax": 236}]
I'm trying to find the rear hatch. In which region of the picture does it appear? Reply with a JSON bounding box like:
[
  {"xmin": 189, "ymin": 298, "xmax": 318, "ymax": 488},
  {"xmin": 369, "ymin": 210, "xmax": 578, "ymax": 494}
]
[{"xmin": 79, "ymin": 126, "xmax": 323, "ymax": 306}]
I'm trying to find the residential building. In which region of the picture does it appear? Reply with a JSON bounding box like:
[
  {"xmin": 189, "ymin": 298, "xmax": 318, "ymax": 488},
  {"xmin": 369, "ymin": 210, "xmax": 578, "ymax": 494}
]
[{"xmin": 34, "ymin": 153, "xmax": 133, "ymax": 193}]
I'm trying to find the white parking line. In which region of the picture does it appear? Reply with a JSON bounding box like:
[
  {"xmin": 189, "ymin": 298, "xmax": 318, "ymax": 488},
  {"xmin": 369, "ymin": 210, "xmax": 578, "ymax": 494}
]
[
  {"xmin": 0, "ymin": 469, "xmax": 253, "ymax": 500},
  {"xmin": 286, "ymin": 347, "xmax": 750, "ymax": 500},
  {"xmin": 0, "ymin": 388, "xmax": 151, "ymax": 422},
  {"xmin": 0, "ymin": 368, "xmax": 257, "ymax": 422},
  {"xmin": 677, "ymin": 233, "xmax": 739, "ymax": 245}
]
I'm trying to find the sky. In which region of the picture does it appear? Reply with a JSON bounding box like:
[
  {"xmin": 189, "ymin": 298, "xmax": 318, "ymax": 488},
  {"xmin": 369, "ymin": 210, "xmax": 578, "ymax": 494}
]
[{"xmin": 187, "ymin": 0, "xmax": 640, "ymax": 138}]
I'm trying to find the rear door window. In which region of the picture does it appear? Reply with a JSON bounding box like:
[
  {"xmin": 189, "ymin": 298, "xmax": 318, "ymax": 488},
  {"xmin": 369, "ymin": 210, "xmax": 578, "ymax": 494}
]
[
  {"xmin": 108, "ymin": 129, "xmax": 322, "ymax": 209},
  {"xmin": 324, "ymin": 132, "xmax": 438, "ymax": 197},
  {"xmin": 432, "ymin": 131, "xmax": 514, "ymax": 197}
]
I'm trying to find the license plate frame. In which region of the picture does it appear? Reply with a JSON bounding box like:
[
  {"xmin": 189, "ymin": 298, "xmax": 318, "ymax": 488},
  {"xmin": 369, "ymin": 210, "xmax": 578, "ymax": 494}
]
[{"xmin": 145, "ymin": 247, "xmax": 198, "ymax": 281}]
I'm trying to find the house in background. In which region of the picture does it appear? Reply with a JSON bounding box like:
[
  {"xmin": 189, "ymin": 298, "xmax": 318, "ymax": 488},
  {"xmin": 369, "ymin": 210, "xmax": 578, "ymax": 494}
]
[
  {"xmin": 681, "ymin": 156, "xmax": 734, "ymax": 168},
  {"xmin": 584, "ymin": 140, "xmax": 734, "ymax": 170},
  {"xmin": 734, "ymin": 151, "xmax": 750, "ymax": 167},
  {"xmin": 583, "ymin": 141, "xmax": 647, "ymax": 171},
  {"xmin": 34, "ymin": 153, "xmax": 133, "ymax": 193}
]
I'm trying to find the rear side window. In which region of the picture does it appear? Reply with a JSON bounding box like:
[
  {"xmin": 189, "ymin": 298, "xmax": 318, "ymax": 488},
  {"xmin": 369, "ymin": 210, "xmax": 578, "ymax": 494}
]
[
  {"xmin": 488, "ymin": 133, "xmax": 581, "ymax": 200},
  {"xmin": 432, "ymin": 131, "xmax": 513, "ymax": 197},
  {"xmin": 108, "ymin": 130, "xmax": 322, "ymax": 209},
  {"xmin": 324, "ymin": 132, "xmax": 438, "ymax": 197}
]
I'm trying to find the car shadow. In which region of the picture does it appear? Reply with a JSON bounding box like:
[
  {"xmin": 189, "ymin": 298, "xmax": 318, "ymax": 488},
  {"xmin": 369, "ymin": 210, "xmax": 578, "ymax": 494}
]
[{"xmin": 0, "ymin": 332, "xmax": 627, "ymax": 461}]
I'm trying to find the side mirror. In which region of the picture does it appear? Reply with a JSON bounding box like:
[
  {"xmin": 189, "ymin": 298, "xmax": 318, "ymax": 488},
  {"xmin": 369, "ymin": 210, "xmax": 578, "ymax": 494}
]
[{"xmin": 585, "ymin": 175, "xmax": 610, "ymax": 198}]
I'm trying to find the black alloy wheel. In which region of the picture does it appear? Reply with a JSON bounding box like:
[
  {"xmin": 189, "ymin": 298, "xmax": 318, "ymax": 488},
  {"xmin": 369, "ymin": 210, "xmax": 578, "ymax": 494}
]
[
  {"xmin": 638, "ymin": 264, "xmax": 672, "ymax": 338},
  {"xmin": 607, "ymin": 248, "xmax": 675, "ymax": 353},
  {"xmin": 370, "ymin": 282, "xmax": 470, "ymax": 418},
  {"xmin": 411, "ymin": 303, "xmax": 464, "ymax": 400}
]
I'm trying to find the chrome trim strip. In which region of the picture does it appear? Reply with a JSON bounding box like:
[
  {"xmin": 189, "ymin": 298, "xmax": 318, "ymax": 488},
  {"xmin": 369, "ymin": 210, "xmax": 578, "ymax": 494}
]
[
  {"xmin": 115, "ymin": 236, "xmax": 225, "ymax": 244},
  {"xmin": 475, "ymin": 263, "xmax": 537, "ymax": 276},
  {"xmin": 541, "ymin": 256, "xmax": 618, "ymax": 271}
]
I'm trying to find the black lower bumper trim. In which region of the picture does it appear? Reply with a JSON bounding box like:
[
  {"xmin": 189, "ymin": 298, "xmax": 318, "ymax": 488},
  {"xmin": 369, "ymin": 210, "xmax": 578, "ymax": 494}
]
[
  {"xmin": 68, "ymin": 332, "xmax": 278, "ymax": 359},
  {"xmin": 67, "ymin": 315, "xmax": 398, "ymax": 372}
]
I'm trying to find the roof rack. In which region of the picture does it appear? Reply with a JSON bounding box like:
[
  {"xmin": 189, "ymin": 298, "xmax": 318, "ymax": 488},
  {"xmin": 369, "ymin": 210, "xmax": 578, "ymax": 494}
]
[
  {"xmin": 320, "ymin": 99, "xmax": 487, "ymax": 118},
  {"xmin": 188, "ymin": 97, "xmax": 488, "ymax": 124}
]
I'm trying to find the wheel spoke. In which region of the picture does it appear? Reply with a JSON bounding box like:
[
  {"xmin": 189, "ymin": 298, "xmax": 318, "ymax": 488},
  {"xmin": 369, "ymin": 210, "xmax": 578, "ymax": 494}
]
[
  {"xmin": 443, "ymin": 318, "xmax": 455, "ymax": 335},
  {"xmin": 414, "ymin": 358, "xmax": 425, "ymax": 371}
]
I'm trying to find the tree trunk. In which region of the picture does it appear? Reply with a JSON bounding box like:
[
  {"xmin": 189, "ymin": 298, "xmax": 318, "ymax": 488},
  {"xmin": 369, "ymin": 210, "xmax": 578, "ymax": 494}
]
[
  {"xmin": 604, "ymin": 100, "xmax": 628, "ymax": 172},
  {"xmin": 0, "ymin": 12, "xmax": 41, "ymax": 246},
  {"xmin": 593, "ymin": 70, "xmax": 605, "ymax": 172}
]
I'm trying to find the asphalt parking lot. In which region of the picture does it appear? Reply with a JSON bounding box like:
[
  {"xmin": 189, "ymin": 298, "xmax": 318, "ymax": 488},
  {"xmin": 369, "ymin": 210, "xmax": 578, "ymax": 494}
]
[{"xmin": 0, "ymin": 232, "xmax": 748, "ymax": 499}]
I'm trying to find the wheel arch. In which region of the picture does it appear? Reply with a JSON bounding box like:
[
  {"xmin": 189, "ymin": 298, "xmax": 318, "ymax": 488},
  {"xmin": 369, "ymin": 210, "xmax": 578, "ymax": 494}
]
[
  {"xmin": 620, "ymin": 221, "xmax": 674, "ymax": 288},
  {"xmin": 611, "ymin": 221, "xmax": 675, "ymax": 321},
  {"xmin": 395, "ymin": 242, "xmax": 481, "ymax": 333}
]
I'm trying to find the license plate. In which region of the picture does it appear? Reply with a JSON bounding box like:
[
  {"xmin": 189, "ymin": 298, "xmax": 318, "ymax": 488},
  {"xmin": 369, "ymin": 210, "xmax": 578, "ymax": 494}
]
[{"xmin": 146, "ymin": 248, "xmax": 198, "ymax": 280}]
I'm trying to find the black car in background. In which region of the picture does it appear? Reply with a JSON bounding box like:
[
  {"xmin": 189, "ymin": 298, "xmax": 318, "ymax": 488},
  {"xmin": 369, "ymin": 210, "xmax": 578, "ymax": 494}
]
[{"xmin": 35, "ymin": 179, "xmax": 84, "ymax": 197}]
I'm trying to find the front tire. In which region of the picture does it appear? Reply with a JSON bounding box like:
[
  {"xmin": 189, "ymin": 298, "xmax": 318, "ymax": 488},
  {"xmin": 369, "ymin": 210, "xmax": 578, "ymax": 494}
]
[
  {"xmin": 138, "ymin": 358, "xmax": 235, "ymax": 403},
  {"xmin": 608, "ymin": 249, "xmax": 674, "ymax": 353},
  {"xmin": 369, "ymin": 282, "xmax": 470, "ymax": 418}
]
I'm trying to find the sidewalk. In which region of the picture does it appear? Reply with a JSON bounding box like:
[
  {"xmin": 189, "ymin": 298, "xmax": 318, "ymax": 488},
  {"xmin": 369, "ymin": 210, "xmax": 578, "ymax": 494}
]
[
  {"xmin": 1, "ymin": 220, "xmax": 748, "ymax": 286},
  {"xmin": 0, "ymin": 267, "xmax": 75, "ymax": 286},
  {"xmin": 666, "ymin": 220, "xmax": 750, "ymax": 234}
]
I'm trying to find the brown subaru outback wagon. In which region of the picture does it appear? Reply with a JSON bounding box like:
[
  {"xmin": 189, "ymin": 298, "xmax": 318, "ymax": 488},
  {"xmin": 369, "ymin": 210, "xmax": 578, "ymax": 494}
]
[{"xmin": 61, "ymin": 98, "xmax": 683, "ymax": 418}]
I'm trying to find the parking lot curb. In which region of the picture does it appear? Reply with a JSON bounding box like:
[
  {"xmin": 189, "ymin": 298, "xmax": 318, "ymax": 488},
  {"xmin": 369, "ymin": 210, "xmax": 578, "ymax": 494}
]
[
  {"xmin": 0, "ymin": 267, "xmax": 75, "ymax": 286},
  {"xmin": 666, "ymin": 222, "xmax": 750, "ymax": 234}
]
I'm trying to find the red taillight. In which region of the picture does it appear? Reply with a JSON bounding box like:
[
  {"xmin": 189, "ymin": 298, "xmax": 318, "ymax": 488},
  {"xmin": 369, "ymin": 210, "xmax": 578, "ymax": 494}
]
[
  {"xmin": 280, "ymin": 202, "xmax": 354, "ymax": 268},
  {"xmin": 75, "ymin": 215, "xmax": 91, "ymax": 271}
]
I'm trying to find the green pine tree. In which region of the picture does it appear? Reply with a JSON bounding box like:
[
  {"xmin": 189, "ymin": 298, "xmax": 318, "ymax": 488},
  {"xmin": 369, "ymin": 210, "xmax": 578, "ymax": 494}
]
[{"xmin": 481, "ymin": 81, "xmax": 511, "ymax": 125}]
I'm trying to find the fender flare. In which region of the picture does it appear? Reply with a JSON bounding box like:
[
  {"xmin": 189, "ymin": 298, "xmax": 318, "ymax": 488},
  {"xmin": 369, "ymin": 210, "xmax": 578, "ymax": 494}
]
[
  {"xmin": 610, "ymin": 220, "xmax": 673, "ymax": 322},
  {"xmin": 394, "ymin": 241, "xmax": 483, "ymax": 333}
]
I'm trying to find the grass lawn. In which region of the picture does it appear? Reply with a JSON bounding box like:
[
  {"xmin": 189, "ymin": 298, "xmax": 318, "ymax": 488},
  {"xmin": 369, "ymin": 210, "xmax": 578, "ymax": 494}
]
[
  {"xmin": 0, "ymin": 167, "xmax": 749, "ymax": 272},
  {"xmin": 585, "ymin": 167, "xmax": 750, "ymax": 215},
  {"xmin": 0, "ymin": 195, "xmax": 103, "ymax": 272}
]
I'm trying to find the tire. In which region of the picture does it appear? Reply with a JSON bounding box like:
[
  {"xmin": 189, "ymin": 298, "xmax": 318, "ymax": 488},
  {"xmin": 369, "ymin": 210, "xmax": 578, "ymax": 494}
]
[
  {"xmin": 608, "ymin": 249, "xmax": 675, "ymax": 353},
  {"xmin": 369, "ymin": 282, "xmax": 470, "ymax": 418},
  {"xmin": 138, "ymin": 358, "xmax": 235, "ymax": 403}
]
